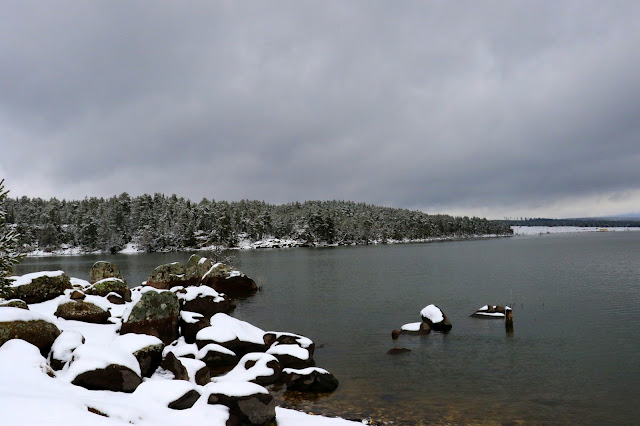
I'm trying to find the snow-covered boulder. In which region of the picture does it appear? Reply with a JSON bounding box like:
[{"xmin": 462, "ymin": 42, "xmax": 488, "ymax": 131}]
[
  {"xmin": 420, "ymin": 304, "xmax": 452, "ymax": 332},
  {"xmin": 394, "ymin": 322, "xmax": 431, "ymax": 339},
  {"xmin": 0, "ymin": 307, "xmax": 61, "ymax": 356},
  {"xmin": 90, "ymin": 261, "xmax": 126, "ymax": 285},
  {"xmin": 196, "ymin": 313, "xmax": 266, "ymax": 356},
  {"xmin": 134, "ymin": 379, "xmax": 201, "ymax": 410},
  {"xmin": 282, "ymin": 367, "xmax": 340, "ymax": 392},
  {"xmin": 112, "ymin": 333, "xmax": 164, "ymax": 378},
  {"xmin": 54, "ymin": 300, "xmax": 111, "ymax": 324},
  {"xmin": 146, "ymin": 262, "xmax": 194, "ymax": 289},
  {"xmin": 178, "ymin": 310, "xmax": 210, "ymax": 344},
  {"xmin": 120, "ymin": 289, "xmax": 180, "ymax": 344},
  {"xmin": 205, "ymin": 381, "xmax": 276, "ymax": 426},
  {"xmin": 266, "ymin": 343, "xmax": 314, "ymax": 369},
  {"xmin": 158, "ymin": 351, "xmax": 211, "ymax": 385},
  {"xmin": 470, "ymin": 305, "xmax": 508, "ymax": 319},
  {"xmin": 215, "ymin": 352, "xmax": 282, "ymax": 385},
  {"xmin": 2, "ymin": 271, "xmax": 72, "ymax": 304},
  {"xmin": 263, "ymin": 331, "xmax": 315, "ymax": 354},
  {"xmin": 200, "ymin": 262, "xmax": 258, "ymax": 296},
  {"xmin": 196, "ymin": 343, "xmax": 238, "ymax": 370},
  {"xmin": 174, "ymin": 285, "xmax": 235, "ymax": 317},
  {"xmin": 49, "ymin": 330, "xmax": 85, "ymax": 370},
  {"xmin": 66, "ymin": 344, "xmax": 142, "ymax": 393},
  {"xmin": 0, "ymin": 299, "xmax": 29, "ymax": 309},
  {"xmin": 86, "ymin": 277, "xmax": 131, "ymax": 302}
]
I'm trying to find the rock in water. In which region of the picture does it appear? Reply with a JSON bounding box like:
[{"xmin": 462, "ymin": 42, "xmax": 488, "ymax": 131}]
[
  {"xmin": 120, "ymin": 290, "xmax": 180, "ymax": 344},
  {"xmin": 420, "ymin": 304, "xmax": 452, "ymax": 332},
  {"xmin": 90, "ymin": 261, "xmax": 126, "ymax": 285}
]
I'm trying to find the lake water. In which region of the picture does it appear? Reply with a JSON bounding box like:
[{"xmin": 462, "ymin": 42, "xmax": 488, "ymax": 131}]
[{"xmin": 14, "ymin": 232, "xmax": 640, "ymax": 424}]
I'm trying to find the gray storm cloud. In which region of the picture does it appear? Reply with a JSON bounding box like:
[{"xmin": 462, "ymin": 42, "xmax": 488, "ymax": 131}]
[{"xmin": 2, "ymin": 1, "xmax": 640, "ymax": 218}]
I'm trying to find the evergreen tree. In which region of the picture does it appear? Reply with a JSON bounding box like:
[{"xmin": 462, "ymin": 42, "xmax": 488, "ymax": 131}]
[{"xmin": 0, "ymin": 179, "xmax": 24, "ymax": 291}]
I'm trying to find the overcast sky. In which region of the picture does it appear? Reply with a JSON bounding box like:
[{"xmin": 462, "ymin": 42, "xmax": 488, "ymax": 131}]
[{"xmin": 2, "ymin": 1, "xmax": 639, "ymax": 219}]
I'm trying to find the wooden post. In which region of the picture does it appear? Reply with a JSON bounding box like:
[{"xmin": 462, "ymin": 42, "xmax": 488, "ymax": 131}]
[{"xmin": 505, "ymin": 308, "xmax": 514, "ymax": 333}]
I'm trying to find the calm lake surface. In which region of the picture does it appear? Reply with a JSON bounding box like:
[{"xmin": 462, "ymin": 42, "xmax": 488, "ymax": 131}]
[{"xmin": 15, "ymin": 232, "xmax": 640, "ymax": 424}]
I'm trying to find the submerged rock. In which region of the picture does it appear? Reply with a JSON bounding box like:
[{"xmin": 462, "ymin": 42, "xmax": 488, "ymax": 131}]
[{"xmin": 387, "ymin": 347, "xmax": 412, "ymax": 355}]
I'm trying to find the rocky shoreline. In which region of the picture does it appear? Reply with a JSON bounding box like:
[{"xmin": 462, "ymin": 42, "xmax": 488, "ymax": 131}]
[{"xmin": 0, "ymin": 255, "xmax": 350, "ymax": 426}]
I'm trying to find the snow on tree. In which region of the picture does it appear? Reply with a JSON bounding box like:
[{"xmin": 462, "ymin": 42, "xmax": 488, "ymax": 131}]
[{"xmin": 0, "ymin": 179, "xmax": 24, "ymax": 291}]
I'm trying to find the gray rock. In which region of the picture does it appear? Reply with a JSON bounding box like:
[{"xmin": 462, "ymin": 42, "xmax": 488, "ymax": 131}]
[
  {"xmin": 2, "ymin": 272, "xmax": 72, "ymax": 304},
  {"xmin": 120, "ymin": 290, "xmax": 180, "ymax": 344},
  {"xmin": 90, "ymin": 261, "xmax": 126, "ymax": 284},
  {"xmin": 54, "ymin": 301, "xmax": 111, "ymax": 324},
  {"xmin": 0, "ymin": 309, "xmax": 61, "ymax": 356}
]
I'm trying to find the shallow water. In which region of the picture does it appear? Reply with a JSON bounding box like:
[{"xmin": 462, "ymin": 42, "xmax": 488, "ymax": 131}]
[{"xmin": 15, "ymin": 232, "xmax": 640, "ymax": 424}]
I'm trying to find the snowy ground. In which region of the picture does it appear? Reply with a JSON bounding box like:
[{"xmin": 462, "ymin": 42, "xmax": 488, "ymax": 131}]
[
  {"xmin": 0, "ymin": 277, "xmax": 359, "ymax": 425},
  {"xmin": 511, "ymin": 226, "xmax": 640, "ymax": 235}
]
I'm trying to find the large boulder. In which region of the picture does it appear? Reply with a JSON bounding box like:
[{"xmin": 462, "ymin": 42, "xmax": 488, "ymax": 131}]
[
  {"xmin": 49, "ymin": 330, "xmax": 85, "ymax": 371},
  {"xmin": 175, "ymin": 285, "xmax": 235, "ymax": 317},
  {"xmin": 200, "ymin": 262, "xmax": 258, "ymax": 297},
  {"xmin": 2, "ymin": 271, "xmax": 72, "ymax": 304},
  {"xmin": 196, "ymin": 313, "xmax": 266, "ymax": 356},
  {"xmin": 185, "ymin": 254, "xmax": 214, "ymax": 282},
  {"xmin": 420, "ymin": 304, "xmax": 452, "ymax": 332},
  {"xmin": 206, "ymin": 381, "xmax": 276, "ymax": 426},
  {"xmin": 85, "ymin": 278, "xmax": 131, "ymax": 302},
  {"xmin": 112, "ymin": 334, "xmax": 164, "ymax": 378},
  {"xmin": 67, "ymin": 344, "xmax": 142, "ymax": 393},
  {"xmin": 54, "ymin": 300, "xmax": 111, "ymax": 324},
  {"xmin": 145, "ymin": 262, "xmax": 192, "ymax": 290},
  {"xmin": 90, "ymin": 261, "xmax": 126, "ymax": 285},
  {"xmin": 0, "ymin": 307, "xmax": 61, "ymax": 356},
  {"xmin": 282, "ymin": 367, "xmax": 340, "ymax": 392},
  {"xmin": 120, "ymin": 289, "xmax": 180, "ymax": 344}
]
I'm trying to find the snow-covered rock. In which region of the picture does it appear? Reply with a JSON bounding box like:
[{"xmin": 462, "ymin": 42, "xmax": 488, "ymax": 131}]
[
  {"xmin": 420, "ymin": 304, "xmax": 452, "ymax": 332},
  {"xmin": 196, "ymin": 313, "xmax": 266, "ymax": 355},
  {"xmin": 282, "ymin": 367, "xmax": 340, "ymax": 392}
]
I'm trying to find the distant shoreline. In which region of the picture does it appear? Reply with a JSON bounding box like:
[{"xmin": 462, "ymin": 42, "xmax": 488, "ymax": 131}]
[{"xmin": 21, "ymin": 234, "xmax": 513, "ymax": 258}]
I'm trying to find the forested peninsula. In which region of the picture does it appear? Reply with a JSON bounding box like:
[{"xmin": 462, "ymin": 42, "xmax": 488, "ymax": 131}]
[{"xmin": 4, "ymin": 194, "xmax": 512, "ymax": 254}]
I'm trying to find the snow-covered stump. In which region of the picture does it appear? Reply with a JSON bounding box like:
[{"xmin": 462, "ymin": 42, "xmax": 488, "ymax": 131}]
[{"xmin": 420, "ymin": 304, "xmax": 452, "ymax": 332}]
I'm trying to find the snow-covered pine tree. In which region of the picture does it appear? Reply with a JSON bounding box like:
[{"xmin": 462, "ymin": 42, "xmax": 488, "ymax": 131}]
[{"xmin": 0, "ymin": 179, "xmax": 24, "ymax": 291}]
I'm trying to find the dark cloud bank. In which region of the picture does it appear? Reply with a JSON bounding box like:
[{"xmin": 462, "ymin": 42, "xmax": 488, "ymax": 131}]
[{"xmin": 2, "ymin": 1, "xmax": 640, "ymax": 218}]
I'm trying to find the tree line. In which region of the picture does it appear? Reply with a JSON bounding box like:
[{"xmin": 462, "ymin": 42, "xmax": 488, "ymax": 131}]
[
  {"xmin": 503, "ymin": 218, "xmax": 640, "ymax": 227},
  {"xmin": 4, "ymin": 193, "xmax": 513, "ymax": 253}
]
